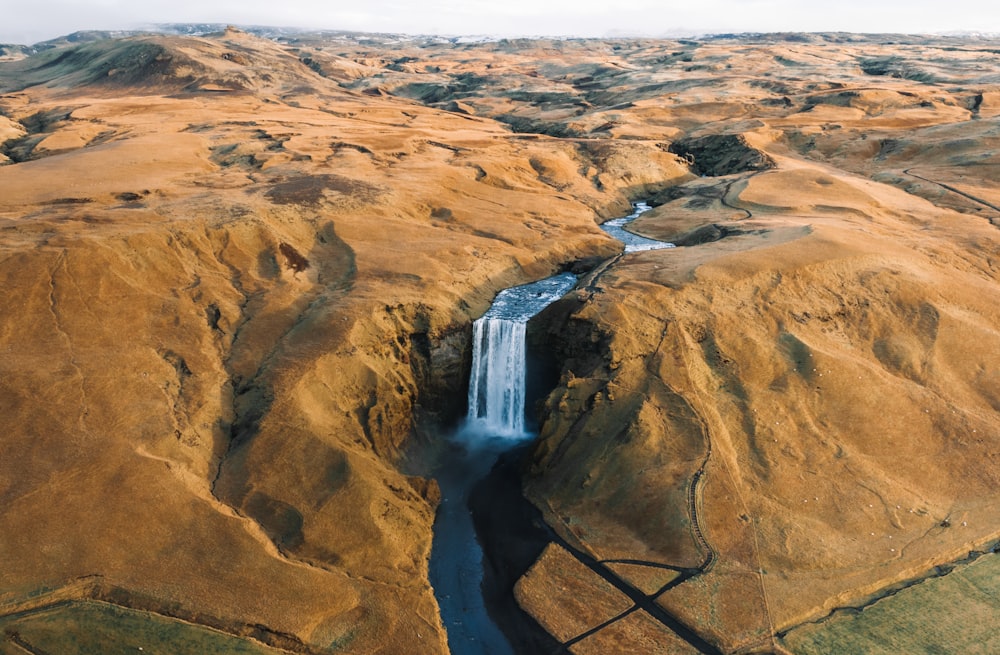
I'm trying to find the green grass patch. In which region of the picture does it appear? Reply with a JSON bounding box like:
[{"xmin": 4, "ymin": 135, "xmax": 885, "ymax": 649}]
[
  {"xmin": 781, "ymin": 552, "xmax": 1000, "ymax": 654},
  {"xmin": 0, "ymin": 600, "xmax": 284, "ymax": 655}
]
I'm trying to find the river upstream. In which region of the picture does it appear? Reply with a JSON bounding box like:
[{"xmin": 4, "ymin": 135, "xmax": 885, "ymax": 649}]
[{"xmin": 428, "ymin": 202, "xmax": 671, "ymax": 654}]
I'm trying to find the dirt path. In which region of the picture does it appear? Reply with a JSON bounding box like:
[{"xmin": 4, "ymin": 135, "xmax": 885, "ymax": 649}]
[{"xmin": 904, "ymin": 167, "xmax": 1000, "ymax": 224}]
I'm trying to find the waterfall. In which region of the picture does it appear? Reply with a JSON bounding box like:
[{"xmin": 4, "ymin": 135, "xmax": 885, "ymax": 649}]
[
  {"xmin": 430, "ymin": 206, "xmax": 674, "ymax": 654},
  {"xmin": 461, "ymin": 271, "xmax": 578, "ymax": 440},
  {"xmin": 467, "ymin": 317, "xmax": 528, "ymax": 436},
  {"xmin": 432, "ymin": 272, "xmax": 577, "ymax": 654}
]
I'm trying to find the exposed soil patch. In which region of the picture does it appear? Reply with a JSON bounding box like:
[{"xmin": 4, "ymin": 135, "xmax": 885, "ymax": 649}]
[
  {"xmin": 278, "ymin": 242, "xmax": 310, "ymax": 272},
  {"xmin": 264, "ymin": 174, "xmax": 382, "ymax": 206},
  {"xmin": 671, "ymin": 223, "xmax": 747, "ymax": 247}
]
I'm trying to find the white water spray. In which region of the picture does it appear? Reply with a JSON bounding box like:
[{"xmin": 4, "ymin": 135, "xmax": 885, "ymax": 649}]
[
  {"xmin": 433, "ymin": 272, "xmax": 577, "ymax": 654},
  {"xmin": 467, "ymin": 318, "xmax": 527, "ymax": 435},
  {"xmin": 463, "ymin": 272, "xmax": 578, "ymax": 439}
]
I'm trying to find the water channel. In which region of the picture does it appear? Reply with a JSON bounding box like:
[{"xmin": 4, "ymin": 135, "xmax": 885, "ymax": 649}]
[
  {"xmin": 598, "ymin": 202, "xmax": 674, "ymax": 253},
  {"xmin": 428, "ymin": 202, "xmax": 673, "ymax": 654}
]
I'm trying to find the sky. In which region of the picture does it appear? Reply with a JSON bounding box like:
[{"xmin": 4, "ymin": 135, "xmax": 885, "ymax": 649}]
[{"xmin": 2, "ymin": 0, "xmax": 999, "ymax": 45}]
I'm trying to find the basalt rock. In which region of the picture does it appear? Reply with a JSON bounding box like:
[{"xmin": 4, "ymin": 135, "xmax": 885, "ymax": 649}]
[{"xmin": 669, "ymin": 133, "xmax": 776, "ymax": 177}]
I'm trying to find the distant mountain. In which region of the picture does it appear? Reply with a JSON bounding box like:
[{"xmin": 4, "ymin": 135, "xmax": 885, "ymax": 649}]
[
  {"xmin": 0, "ymin": 44, "xmax": 31, "ymax": 60},
  {"xmin": 5, "ymin": 24, "xmax": 1000, "ymax": 53},
  {"xmin": 937, "ymin": 30, "xmax": 1000, "ymax": 39}
]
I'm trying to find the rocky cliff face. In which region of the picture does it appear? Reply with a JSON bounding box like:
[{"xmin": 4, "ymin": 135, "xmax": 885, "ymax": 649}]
[{"xmin": 668, "ymin": 133, "xmax": 776, "ymax": 176}]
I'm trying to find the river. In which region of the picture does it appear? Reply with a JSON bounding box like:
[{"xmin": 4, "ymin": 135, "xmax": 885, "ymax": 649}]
[{"xmin": 428, "ymin": 202, "xmax": 672, "ymax": 654}]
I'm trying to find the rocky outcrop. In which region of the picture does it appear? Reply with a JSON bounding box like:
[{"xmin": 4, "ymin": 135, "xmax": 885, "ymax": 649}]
[{"xmin": 669, "ymin": 133, "xmax": 776, "ymax": 177}]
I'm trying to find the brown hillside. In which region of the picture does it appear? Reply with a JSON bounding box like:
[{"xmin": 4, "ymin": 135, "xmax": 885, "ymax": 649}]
[{"xmin": 1, "ymin": 28, "xmax": 998, "ymax": 655}]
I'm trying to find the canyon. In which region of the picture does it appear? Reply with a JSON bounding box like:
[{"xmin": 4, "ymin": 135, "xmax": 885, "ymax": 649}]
[{"xmin": 1, "ymin": 26, "xmax": 999, "ymax": 654}]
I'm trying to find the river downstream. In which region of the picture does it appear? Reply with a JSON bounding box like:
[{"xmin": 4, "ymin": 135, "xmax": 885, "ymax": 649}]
[{"xmin": 428, "ymin": 203, "xmax": 672, "ymax": 654}]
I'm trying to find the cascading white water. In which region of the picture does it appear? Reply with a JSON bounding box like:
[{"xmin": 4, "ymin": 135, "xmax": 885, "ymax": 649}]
[
  {"xmin": 462, "ymin": 272, "xmax": 578, "ymax": 440},
  {"xmin": 461, "ymin": 208, "xmax": 672, "ymax": 439},
  {"xmin": 467, "ymin": 318, "xmax": 527, "ymax": 436}
]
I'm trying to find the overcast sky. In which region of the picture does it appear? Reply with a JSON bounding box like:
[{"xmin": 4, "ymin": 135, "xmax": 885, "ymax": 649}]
[{"xmin": 3, "ymin": 0, "xmax": 999, "ymax": 45}]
